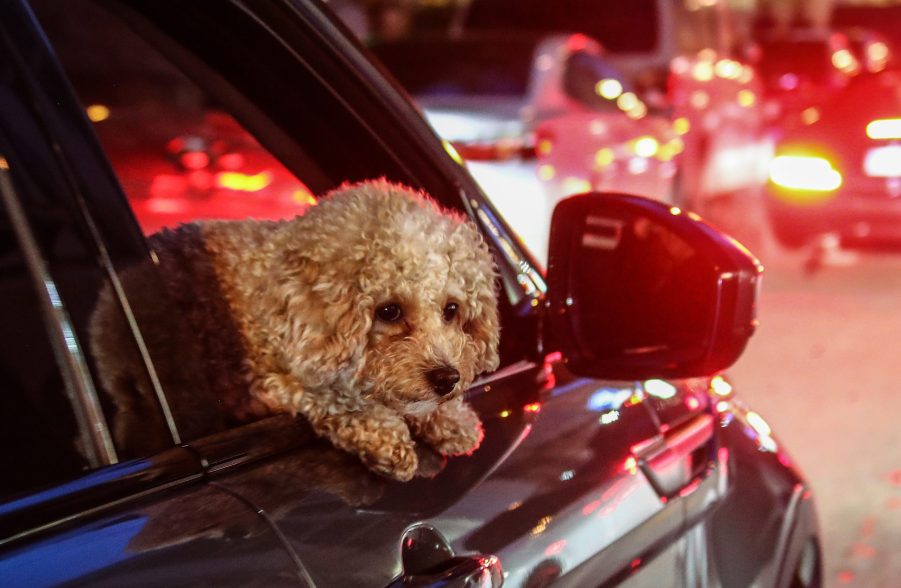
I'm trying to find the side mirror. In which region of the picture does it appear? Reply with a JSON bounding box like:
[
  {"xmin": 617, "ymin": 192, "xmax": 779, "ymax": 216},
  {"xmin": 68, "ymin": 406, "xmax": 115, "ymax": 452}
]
[{"xmin": 544, "ymin": 193, "xmax": 762, "ymax": 380}]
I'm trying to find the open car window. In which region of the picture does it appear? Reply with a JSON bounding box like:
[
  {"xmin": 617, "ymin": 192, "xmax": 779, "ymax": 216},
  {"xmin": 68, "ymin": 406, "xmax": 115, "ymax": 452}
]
[{"xmin": 28, "ymin": 0, "xmax": 536, "ymax": 454}]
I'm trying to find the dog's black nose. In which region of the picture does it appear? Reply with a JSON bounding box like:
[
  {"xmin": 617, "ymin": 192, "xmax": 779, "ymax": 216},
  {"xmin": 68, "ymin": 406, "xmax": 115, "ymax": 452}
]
[{"xmin": 427, "ymin": 366, "xmax": 460, "ymax": 396}]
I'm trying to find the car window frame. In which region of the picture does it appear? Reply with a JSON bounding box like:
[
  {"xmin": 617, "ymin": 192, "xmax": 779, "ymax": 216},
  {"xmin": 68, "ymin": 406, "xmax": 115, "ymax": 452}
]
[{"xmin": 0, "ymin": 157, "xmax": 116, "ymax": 469}]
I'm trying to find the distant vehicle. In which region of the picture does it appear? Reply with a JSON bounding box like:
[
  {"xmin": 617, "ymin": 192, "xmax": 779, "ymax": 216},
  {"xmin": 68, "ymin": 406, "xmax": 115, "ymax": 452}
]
[
  {"xmin": 457, "ymin": 0, "xmax": 769, "ymax": 216},
  {"xmin": 372, "ymin": 32, "xmax": 679, "ymax": 263},
  {"xmin": 765, "ymin": 69, "xmax": 901, "ymax": 249},
  {"xmin": 756, "ymin": 29, "xmax": 857, "ymax": 128}
]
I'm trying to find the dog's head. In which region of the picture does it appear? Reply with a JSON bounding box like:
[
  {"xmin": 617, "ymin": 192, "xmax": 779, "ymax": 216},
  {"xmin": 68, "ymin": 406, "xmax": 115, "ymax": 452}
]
[{"xmin": 267, "ymin": 180, "xmax": 499, "ymax": 417}]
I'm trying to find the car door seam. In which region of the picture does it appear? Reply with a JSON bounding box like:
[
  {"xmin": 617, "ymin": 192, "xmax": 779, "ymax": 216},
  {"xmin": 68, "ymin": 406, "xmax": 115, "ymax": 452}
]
[{"xmin": 208, "ymin": 480, "xmax": 318, "ymax": 588}]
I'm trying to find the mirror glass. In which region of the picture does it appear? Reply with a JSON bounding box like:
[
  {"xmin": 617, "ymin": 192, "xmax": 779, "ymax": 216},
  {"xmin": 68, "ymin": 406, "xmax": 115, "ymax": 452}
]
[
  {"xmin": 548, "ymin": 192, "xmax": 761, "ymax": 380},
  {"xmin": 567, "ymin": 208, "xmax": 716, "ymax": 363}
]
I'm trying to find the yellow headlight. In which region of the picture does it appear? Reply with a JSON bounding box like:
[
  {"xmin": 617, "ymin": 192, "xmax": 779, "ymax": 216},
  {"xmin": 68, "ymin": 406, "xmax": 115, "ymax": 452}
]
[{"xmin": 769, "ymin": 155, "xmax": 842, "ymax": 192}]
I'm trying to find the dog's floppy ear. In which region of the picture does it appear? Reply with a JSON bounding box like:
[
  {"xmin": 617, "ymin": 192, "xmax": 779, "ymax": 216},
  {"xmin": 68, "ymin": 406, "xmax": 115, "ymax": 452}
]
[
  {"xmin": 466, "ymin": 281, "xmax": 501, "ymax": 375},
  {"xmin": 456, "ymin": 224, "xmax": 501, "ymax": 375},
  {"xmin": 263, "ymin": 249, "xmax": 374, "ymax": 388}
]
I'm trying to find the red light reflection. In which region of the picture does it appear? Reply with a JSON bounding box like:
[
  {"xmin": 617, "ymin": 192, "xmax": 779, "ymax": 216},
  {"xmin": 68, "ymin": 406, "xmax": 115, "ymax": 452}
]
[
  {"xmin": 544, "ymin": 540, "xmax": 567, "ymax": 557},
  {"xmin": 180, "ymin": 151, "xmax": 210, "ymax": 170},
  {"xmin": 566, "ymin": 34, "xmax": 591, "ymax": 52},
  {"xmin": 678, "ymin": 478, "xmax": 702, "ymax": 498},
  {"xmin": 545, "ymin": 351, "xmax": 563, "ymax": 363}
]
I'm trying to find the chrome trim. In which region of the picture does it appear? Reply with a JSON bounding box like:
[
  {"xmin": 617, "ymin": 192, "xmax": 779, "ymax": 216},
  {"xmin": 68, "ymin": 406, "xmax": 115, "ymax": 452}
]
[{"xmin": 0, "ymin": 157, "xmax": 117, "ymax": 466}]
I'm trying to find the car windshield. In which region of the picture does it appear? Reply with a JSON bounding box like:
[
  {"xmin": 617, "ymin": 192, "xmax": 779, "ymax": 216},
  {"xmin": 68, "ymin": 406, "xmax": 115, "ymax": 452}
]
[
  {"xmin": 371, "ymin": 37, "xmax": 536, "ymax": 98},
  {"xmin": 463, "ymin": 0, "xmax": 659, "ymax": 53}
]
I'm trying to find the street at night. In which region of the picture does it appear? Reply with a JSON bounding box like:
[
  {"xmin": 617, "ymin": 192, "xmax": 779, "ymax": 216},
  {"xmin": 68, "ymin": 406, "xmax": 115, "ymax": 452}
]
[{"xmin": 730, "ymin": 238, "xmax": 901, "ymax": 587}]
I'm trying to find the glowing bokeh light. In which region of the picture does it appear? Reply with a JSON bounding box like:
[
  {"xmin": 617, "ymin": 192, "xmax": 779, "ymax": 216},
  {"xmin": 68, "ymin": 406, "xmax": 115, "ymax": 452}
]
[
  {"xmin": 616, "ymin": 92, "xmax": 639, "ymax": 112},
  {"xmin": 595, "ymin": 147, "xmax": 615, "ymax": 167},
  {"xmin": 596, "ymin": 78, "xmax": 624, "ymax": 100},
  {"xmin": 537, "ymin": 164, "xmax": 556, "ymax": 181},
  {"xmin": 215, "ymin": 171, "xmax": 273, "ymax": 192},
  {"xmin": 633, "ymin": 136, "xmax": 659, "ymax": 158},
  {"xmin": 644, "ymin": 379, "xmax": 677, "ymax": 399},
  {"xmin": 866, "ymin": 118, "xmax": 901, "ymax": 140},
  {"xmin": 737, "ymin": 89, "xmax": 756, "ymax": 108},
  {"xmin": 86, "ymin": 104, "xmax": 110, "ymax": 122},
  {"xmin": 769, "ymin": 155, "xmax": 842, "ymax": 191},
  {"xmin": 710, "ymin": 375, "xmax": 733, "ymax": 396},
  {"xmin": 801, "ymin": 107, "xmax": 820, "ymax": 125}
]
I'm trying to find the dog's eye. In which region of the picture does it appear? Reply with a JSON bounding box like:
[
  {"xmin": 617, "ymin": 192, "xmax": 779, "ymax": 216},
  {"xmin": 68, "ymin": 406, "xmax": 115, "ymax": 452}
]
[
  {"xmin": 443, "ymin": 302, "xmax": 459, "ymax": 322},
  {"xmin": 376, "ymin": 303, "xmax": 403, "ymax": 322}
]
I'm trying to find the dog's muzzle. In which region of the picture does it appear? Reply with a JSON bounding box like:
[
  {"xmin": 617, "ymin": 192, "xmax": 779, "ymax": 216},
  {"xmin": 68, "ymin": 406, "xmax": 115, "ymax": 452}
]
[{"xmin": 426, "ymin": 366, "xmax": 460, "ymax": 396}]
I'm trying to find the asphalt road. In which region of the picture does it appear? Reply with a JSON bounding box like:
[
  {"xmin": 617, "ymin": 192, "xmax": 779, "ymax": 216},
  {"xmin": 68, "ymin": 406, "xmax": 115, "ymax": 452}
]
[{"xmin": 726, "ymin": 236, "xmax": 901, "ymax": 587}]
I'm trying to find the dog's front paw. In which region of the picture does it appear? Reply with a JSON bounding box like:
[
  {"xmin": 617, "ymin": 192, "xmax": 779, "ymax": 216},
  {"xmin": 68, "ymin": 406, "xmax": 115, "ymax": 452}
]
[
  {"xmin": 409, "ymin": 399, "xmax": 484, "ymax": 457},
  {"xmin": 306, "ymin": 400, "xmax": 420, "ymax": 482},
  {"xmin": 430, "ymin": 419, "xmax": 484, "ymax": 456},
  {"xmin": 359, "ymin": 433, "xmax": 419, "ymax": 482}
]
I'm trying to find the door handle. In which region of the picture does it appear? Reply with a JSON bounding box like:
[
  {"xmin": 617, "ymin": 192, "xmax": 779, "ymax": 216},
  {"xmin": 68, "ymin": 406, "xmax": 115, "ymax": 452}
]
[
  {"xmin": 631, "ymin": 413, "xmax": 714, "ymax": 498},
  {"xmin": 390, "ymin": 555, "xmax": 504, "ymax": 587}
]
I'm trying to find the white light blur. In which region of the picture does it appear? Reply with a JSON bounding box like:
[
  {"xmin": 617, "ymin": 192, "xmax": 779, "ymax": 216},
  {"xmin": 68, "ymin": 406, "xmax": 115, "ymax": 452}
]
[
  {"xmin": 866, "ymin": 118, "xmax": 901, "ymax": 140},
  {"xmin": 864, "ymin": 145, "xmax": 901, "ymax": 177},
  {"xmin": 769, "ymin": 156, "xmax": 842, "ymax": 191},
  {"xmin": 644, "ymin": 379, "xmax": 677, "ymax": 399}
]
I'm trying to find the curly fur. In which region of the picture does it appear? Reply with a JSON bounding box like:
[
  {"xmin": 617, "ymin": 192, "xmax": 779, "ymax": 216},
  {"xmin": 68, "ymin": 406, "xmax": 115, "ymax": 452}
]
[{"xmin": 95, "ymin": 180, "xmax": 499, "ymax": 481}]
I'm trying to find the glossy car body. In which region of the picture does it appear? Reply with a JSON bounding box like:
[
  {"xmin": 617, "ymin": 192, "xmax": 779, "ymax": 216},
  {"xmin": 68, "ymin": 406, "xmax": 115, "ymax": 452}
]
[
  {"xmin": 764, "ymin": 69, "xmax": 901, "ymax": 248},
  {"xmin": 0, "ymin": 1, "xmax": 818, "ymax": 587},
  {"xmin": 370, "ymin": 32, "xmax": 678, "ymax": 266}
]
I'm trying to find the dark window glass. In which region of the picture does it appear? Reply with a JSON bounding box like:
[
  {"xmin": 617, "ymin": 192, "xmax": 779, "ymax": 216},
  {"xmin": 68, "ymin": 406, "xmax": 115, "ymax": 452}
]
[
  {"xmin": 0, "ymin": 7, "xmax": 178, "ymax": 468},
  {"xmin": 0, "ymin": 196, "xmax": 89, "ymax": 500},
  {"xmin": 464, "ymin": 0, "xmax": 659, "ymax": 54}
]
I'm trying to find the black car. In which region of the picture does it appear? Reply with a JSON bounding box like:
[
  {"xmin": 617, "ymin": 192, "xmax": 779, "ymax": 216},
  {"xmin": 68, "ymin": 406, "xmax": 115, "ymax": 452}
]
[{"xmin": 0, "ymin": 1, "xmax": 819, "ymax": 587}]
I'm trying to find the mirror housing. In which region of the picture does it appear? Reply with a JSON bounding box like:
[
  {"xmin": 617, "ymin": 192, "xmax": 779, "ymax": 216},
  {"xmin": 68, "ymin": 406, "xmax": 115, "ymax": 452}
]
[{"xmin": 545, "ymin": 193, "xmax": 762, "ymax": 380}]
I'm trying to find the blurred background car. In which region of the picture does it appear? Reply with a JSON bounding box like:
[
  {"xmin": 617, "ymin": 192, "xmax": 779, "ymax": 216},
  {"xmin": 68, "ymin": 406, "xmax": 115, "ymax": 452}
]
[
  {"xmin": 755, "ymin": 29, "xmax": 858, "ymax": 129},
  {"xmin": 457, "ymin": 0, "xmax": 769, "ymax": 226},
  {"xmin": 764, "ymin": 68, "xmax": 901, "ymax": 250},
  {"xmin": 371, "ymin": 32, "xmax": 679, "ymax": 263}
]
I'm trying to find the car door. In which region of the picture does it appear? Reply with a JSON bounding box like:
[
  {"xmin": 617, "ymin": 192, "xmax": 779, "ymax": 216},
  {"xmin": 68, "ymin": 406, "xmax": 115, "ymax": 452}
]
[
  {"xmin": 0, "ymin": 2, "xmax": 312, "ymax": 585},
  {"xmin": 22, "ymin": 1, "xmax": 697, "ymax": 586},
  {"xmin": 640, "ymin": 376, "xmax": 731, "ymax": 586}
]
